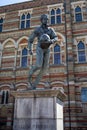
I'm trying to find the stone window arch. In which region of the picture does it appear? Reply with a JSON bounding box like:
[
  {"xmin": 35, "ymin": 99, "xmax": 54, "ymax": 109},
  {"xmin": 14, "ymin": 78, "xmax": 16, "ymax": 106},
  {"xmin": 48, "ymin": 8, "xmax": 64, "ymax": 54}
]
[
  {"xmin": 73, "ymin": 37, "xmax": 87, "ymax": 63},
  {"xmin": 17, "ymin": 37, "xmax": 30, "ymax": 67},
  {"xmin": 2, "ymin": 40, "xmax": 15, "ymax": 68},
  {"xmin": 50, "ymin": 33, "xmax": 65, "ymax": 65}
]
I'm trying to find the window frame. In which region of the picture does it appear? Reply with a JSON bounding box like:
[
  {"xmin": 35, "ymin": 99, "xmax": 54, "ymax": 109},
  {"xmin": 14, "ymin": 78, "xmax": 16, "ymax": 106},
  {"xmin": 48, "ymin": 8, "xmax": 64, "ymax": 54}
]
[
  {"xmin": 53, "ymin": 44, "xmax": 61, "ymax": 65},
  {"xmin": 20, "ymin": 13, "xmax": 31, "ymax": 29},
  {"xmin": 50, "ymin": 8, "xmax": 62, "ymax": 25},
  {"xmin": 48, "ymin": 3, "xmax": 63, "ymax": 25},
  {"xmin": 50, "ymin": 9, "xmax": 55, "ymax": 25},
  {"xmin": 81, "ymin": 87, "xmax": 87, "ymax": 103},
  {"xmin": 19, "ymin": 9, "xmax": 32, "ymax": 29},
  {"xmin": 71, "ymin": 1, "xmax": 85, "ymax": 23},
  {"xmin": 75, "ymin": 6, "xmax": 82, "ymax": 22},
  {"xmin": 56, "ymin": 8, "xmax": 61, "ymax": 24},
  {"xmin": 21, "ymin": 47, "xmax": 28, "ymax": 67},
  {"xmin": 1, "ymin": 90, "xmax": 9, "ymax": 104},
  {"xmin": 0, "ymin": 18, "xmax": 3, "ymax": 32},
  {"xmin": 77, "ymin": 41, "xmax": 86, "ymax": 63}
]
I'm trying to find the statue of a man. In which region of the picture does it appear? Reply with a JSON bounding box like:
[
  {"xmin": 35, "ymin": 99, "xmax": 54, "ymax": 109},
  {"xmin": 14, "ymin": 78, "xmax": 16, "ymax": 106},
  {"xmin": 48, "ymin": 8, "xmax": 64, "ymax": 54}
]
[{"xmin": 28, "ymin": 14, "xmax": 58, "ymax": 89}]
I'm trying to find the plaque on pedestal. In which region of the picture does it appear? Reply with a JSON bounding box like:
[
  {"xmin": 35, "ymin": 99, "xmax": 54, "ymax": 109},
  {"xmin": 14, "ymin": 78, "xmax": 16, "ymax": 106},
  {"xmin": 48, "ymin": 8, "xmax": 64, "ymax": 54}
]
[{"xmin": 11, "ymin": 89, "xmax": 66, "ymax": 130}]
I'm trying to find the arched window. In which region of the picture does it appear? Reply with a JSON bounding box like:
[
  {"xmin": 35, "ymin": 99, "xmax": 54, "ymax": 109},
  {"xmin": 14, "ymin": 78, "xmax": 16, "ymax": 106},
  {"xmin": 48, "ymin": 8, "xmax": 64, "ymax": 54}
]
[
  {"xmin": 21, "ymin": 14, "xmax": 25, "ymax": 29},
  {"xmin": 21, "ymin": 48, "xmax": 28, "ymax": 67},
  {"xmin": 50, "ymin": 8, "xmax": 61, "ymax": 25},
  {"xmin": 78, "ymin": 41, "xmax": 86, "ymax": 63},
  {"xmin": 51, "ymin": 9, "xmax": 55, "ymax": 24},
  {"xmin": 54, "ymin": 44, "xmax": 61, "ymax": 64},
  {"xmin": 26, "ymin": 13, "xmax": 30, "ymax": 28},
  {"xmin": 75, "ymin": 6, "xmax": 82, "ymax": 22},
  {"xmin": 20, "ymin": 13, "xmax": 31, "ymax": 29},
  {"xmin": 2, "ymin": 41, "xmax": 15, "ymax": 68},
  {"xmin": 56, "ymin": 8, "xmax": 61, "ymax": 24},
  {"xmin": 1, "ymin": 91, "xmax": 5, "ymax": 104},
  {"xmin": 6, "ymin": 91, "xmax": 9, "ymax": 104},
  {"xmin": 1, "ymin": 90, "xmax": 9, "ymax": 104},
  {"xmin": 81, "ymin": 88, "xmax": 87, "ymax": 102},
  {"xmin": 0, "ymin": 18, "xmax": 3, "ymax": 32}
]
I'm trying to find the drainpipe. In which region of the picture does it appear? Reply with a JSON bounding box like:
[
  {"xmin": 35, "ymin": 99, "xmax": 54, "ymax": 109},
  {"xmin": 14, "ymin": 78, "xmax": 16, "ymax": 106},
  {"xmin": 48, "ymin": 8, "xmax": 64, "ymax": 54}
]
[{"xmin": 63, "ymin": 0, "xmax": 71, "ymax": 129}]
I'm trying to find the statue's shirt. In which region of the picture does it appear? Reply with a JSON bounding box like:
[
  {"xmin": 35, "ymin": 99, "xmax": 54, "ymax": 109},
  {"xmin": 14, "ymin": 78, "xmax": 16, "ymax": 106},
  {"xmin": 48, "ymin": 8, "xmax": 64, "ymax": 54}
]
[{"xmin": 29, "ymin": 25, "xmax": 57, "ymax": 48}]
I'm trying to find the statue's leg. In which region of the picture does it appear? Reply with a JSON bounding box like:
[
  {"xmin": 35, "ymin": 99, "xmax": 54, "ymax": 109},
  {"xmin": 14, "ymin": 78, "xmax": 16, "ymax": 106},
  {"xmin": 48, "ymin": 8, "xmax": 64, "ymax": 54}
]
[
  {"xmin": 28, "ymin": 47, "xmax": 43, "ymax": 88},
  {"xmin": 43, "ymin": 49, "xmax": 50, "ymax": 68},
  {"xmin": 28, "ymin": 65, "xmax": 39, "ymax": 82},
  {"xmin": 33, "ymin": 49, "xmax": 50, "ymax": 87}
]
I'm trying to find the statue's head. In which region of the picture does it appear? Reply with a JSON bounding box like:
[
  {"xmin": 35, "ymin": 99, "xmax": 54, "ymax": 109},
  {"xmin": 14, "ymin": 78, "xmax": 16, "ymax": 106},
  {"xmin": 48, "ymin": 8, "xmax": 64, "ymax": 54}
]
[{"xmin": 40, "ymin": 14, "xmax": 49, "ymax": 24}]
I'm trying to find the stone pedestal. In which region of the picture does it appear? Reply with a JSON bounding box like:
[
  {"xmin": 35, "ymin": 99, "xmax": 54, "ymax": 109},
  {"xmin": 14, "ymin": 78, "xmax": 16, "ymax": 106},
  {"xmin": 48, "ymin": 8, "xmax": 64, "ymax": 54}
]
[{"xmin": 11, "ymin": 89, "xmax": 66, "ymax": 130}]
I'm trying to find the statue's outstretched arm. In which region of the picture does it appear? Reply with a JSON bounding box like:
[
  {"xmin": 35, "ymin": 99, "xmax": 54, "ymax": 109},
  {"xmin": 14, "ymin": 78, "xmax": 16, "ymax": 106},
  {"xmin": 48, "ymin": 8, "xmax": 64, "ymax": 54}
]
[{"xmin": 50, "ymin": 28, "xmax": 58, "ymax": 44}]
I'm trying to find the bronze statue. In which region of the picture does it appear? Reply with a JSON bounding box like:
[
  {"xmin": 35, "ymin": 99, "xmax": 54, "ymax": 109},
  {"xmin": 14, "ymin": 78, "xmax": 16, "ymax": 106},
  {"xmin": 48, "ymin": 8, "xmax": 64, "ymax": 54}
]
[{"xmin": 28, "ymin": 14, "xmax": 58, "ymax": 89}]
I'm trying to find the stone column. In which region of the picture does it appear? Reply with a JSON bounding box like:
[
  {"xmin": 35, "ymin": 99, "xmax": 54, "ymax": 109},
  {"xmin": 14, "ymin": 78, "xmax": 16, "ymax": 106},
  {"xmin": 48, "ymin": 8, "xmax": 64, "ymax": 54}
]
[{"xmin": 11, "ymin": 89, "xmax": 66, "ymax": 130}]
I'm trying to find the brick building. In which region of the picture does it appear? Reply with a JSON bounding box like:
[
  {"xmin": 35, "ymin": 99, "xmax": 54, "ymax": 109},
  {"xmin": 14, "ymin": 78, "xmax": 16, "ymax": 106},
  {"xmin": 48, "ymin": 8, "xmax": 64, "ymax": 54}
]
[{"xmin": 0, "ymin": 0, "xmax": 87, "ymax": 130}]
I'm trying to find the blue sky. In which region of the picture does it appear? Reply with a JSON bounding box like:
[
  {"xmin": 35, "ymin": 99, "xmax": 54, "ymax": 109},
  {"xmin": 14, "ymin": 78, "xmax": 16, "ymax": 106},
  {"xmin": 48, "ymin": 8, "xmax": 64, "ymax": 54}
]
[{"xmin": 0, "ymin": 0, "xmax": 31, "ymax": 6}]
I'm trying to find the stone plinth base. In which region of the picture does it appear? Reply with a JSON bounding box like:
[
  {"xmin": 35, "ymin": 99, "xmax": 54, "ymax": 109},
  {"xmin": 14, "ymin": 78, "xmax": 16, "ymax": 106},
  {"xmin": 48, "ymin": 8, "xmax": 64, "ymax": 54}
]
[{"xmin": 11, "ymin": 89, "xmax": 66, "ymax": 130}]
